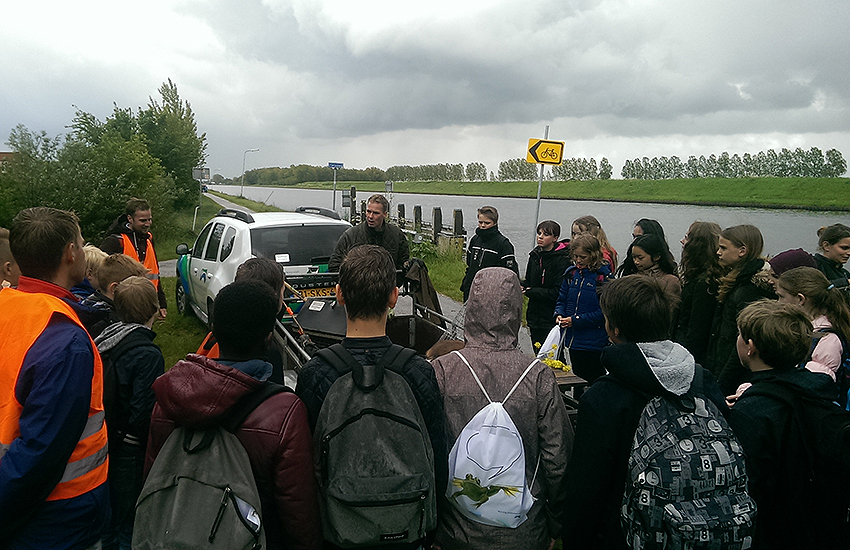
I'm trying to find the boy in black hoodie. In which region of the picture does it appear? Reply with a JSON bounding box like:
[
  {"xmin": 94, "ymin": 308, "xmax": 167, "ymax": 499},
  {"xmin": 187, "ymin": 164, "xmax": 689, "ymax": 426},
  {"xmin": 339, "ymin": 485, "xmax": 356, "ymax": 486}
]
[
  {"xmin": 562, "ymin": 276, "xmax": 729, "ymax": 550},
  {"xmin": 460, "ymin": 205, "xmax": 518, "ymax": 302},
  {"xmin": 95, "ymin": 275, "xmax": 164, "ymax": 549}
]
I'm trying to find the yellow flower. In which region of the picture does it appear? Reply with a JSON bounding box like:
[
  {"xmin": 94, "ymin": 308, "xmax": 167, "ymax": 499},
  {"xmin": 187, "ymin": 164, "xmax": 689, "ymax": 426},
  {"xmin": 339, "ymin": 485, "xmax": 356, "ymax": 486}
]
[{"xmin": 541, "ymin": 358, "xmax": 572, "ymax": 372}]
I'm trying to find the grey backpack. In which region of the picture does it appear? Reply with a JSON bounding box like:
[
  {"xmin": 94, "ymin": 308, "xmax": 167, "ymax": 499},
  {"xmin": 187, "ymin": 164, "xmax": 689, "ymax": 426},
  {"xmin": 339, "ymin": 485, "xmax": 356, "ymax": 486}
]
[
  {"xmin": 621, "ymin": 367, "xmax": 756, "ymax": 549},
  {"xmin": 132, "ymin": 382, "xmax": 288, "ymax": 550},
  {"xmin": 314, "ymin": 343, "xmax": 437, "ymax": 547}
]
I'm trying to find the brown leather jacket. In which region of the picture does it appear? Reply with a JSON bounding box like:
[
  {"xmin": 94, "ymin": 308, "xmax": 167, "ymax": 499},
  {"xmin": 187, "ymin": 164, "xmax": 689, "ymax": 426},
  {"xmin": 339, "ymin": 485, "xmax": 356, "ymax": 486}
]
[{"xmin": 145, "ymin": 354, "xmax": 321, "ymax": 550}]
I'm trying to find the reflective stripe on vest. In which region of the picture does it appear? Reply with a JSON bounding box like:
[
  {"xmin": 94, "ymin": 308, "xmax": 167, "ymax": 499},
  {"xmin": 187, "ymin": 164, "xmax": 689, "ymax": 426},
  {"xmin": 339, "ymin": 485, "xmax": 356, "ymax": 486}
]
[
  {"xmin": 120, "ymin": 233, "xmax": 161, "ymax": 288},
  {"xmin": 0, "ymin": 289, "xmax": 109, "ymax": 501}
]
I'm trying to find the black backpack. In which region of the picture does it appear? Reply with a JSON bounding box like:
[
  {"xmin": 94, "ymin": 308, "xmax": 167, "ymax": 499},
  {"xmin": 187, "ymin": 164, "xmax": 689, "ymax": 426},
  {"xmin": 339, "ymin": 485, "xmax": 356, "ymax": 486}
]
[
  {"xmin": 741, "ymin": 380, "xmax": 850, "ymax": 549},
  {"xmin": 314, "ymin": 343, "xmax": 437, "ymax": 547},
  {"xmin": 132, "ymin": 382, "xmax": 289, "ymax": 550},
  {"xmin": 620, "ymin": 366, "xmax": 756, "ymax": 549}
]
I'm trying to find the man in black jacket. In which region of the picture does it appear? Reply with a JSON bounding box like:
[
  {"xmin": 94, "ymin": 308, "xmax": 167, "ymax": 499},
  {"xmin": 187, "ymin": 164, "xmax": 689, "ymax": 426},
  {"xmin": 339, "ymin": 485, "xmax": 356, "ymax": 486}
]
[
  {"xmin": 328, "ymin": 194, "xmax": 409, "ymax": 274},
  {"xmin": 94, "ymin": 275, "xmax": 164, "ymax": 549}
]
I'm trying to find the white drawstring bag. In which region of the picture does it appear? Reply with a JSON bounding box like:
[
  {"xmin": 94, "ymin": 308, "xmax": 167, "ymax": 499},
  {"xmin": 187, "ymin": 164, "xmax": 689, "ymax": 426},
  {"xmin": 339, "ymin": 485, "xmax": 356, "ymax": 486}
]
[
  {"xmin": 537, "ymin": 325, "xmax": 570, "ymax": 365},
  {"xmin": 446, "ymin": 351, "xmax": 540, "ymax": 528}
]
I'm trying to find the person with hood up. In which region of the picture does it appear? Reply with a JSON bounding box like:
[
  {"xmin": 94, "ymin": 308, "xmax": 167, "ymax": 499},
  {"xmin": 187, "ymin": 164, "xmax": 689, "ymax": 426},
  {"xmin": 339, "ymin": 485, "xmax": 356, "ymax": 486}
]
[
  {"xmin": 523, "ymin": 220, "xmax": 571, "ymax": 349},
  {"xmin": 100, "ymin": 198, "xmax": 167, "ymax": 318},
  {"xmin": 460, "ymin": 206, "xmax": 518, "ymax": 302},
  {"xmin": 431, "ymin": 267, "xmax": 572, "ymax": 550},
  {"xmin": 145, "ymin": 280, "xmax": 321, "ymax": 550},
  {"xmin": 95, "ymin": 275, "xmax": 164, "ymax": 549},
  {"xmin": 562, "ymin": 275, "xmax": 728, "ymax": 550}
]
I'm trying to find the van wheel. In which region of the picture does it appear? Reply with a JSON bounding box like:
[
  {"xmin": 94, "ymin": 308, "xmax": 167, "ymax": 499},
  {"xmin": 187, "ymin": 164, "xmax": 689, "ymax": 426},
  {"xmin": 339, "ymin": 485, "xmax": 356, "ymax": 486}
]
[{"xmin": 176, "ymin": 283, "xmax": 193, "ymax": 317}]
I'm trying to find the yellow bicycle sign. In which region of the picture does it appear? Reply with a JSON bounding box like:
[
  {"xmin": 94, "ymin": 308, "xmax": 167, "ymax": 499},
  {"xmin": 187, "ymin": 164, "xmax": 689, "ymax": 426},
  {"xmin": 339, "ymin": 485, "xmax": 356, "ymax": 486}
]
[{"xmin": 527, "ymin": 139, "xmax": 565, "ymax": 165}]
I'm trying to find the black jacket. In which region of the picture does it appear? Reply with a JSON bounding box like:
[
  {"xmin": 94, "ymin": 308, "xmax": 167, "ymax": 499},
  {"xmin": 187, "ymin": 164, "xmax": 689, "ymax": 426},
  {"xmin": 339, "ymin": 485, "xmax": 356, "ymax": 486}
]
[
  {"xmin": 729, "ymin": 367, "xmax": 841, "ymax": 550},
  {"xmin": 704, "ymin": 258, "xmax": 775, "ymax": 394},
  {"xmin": 562, "ymin": 341, "xmax": 728, "ymax": 550},
  {"xmin": 674, "ymin": 276, "xmax": 717, "ymax": 367},
  {"xmin": 294, "ymin": 336, "xmax": 448, "ymax": 504},
  {"xmin": 95, "ymin": 323, "xmax": 164, "ymax": 450},
  {"xmin": 523, "ymin": 241, "xmax": 571, "ymax": 330},
  {"xmin": 460, "ymin": 225, "xmax": 518, "ymax": 301},
  {"xmin": 328, "ymin": 221, "xmax": 410, "ymax": 273}
]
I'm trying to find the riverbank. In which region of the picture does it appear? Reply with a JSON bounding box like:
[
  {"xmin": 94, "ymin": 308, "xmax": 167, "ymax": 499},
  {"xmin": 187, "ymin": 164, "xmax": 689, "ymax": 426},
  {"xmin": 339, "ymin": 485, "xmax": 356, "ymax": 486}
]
[{"xmin": 272, "ymin": 176, "xmax": 850, "ymax": 211}]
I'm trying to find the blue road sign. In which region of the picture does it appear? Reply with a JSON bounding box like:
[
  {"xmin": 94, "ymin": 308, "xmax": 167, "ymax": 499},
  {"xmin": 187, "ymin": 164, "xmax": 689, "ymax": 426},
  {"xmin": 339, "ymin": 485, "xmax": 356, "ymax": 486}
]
[{"xmin": 328, "ymin": 162, "xmax": 344, "ymax": 169}]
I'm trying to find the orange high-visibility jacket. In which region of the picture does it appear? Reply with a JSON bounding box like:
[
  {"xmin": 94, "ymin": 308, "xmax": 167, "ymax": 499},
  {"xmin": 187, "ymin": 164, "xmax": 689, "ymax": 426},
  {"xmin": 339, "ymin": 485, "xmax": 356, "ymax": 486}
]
[
  {"xmin": 0, "ymin": 289, "xmax": 109, "ymax": 501},
  {"xmin": 121, "ymin": 233, "xmax": 161, "ymax": 292}
]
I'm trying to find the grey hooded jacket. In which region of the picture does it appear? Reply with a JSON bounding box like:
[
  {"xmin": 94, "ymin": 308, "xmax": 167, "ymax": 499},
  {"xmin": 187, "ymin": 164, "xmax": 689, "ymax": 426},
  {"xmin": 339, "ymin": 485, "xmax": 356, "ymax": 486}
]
[{"xmin": 431, "ymin": 267, "xmax": 573, "ymax": 550}]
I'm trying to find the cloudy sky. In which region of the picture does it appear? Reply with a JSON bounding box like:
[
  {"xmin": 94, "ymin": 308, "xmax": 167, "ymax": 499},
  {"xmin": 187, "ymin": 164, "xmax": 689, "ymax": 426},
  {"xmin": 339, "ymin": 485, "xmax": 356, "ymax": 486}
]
[{"xmin": 2, "ymin": 0, "xmax": 848, "ymax": 178}]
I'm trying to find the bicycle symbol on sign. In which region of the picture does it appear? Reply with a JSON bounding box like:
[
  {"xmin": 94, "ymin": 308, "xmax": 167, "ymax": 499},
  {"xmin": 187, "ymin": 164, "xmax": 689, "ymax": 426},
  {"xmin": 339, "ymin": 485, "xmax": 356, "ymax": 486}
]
[{"xmin": 539, "ymin": 148, "xmax": 559, "ymax": 160}]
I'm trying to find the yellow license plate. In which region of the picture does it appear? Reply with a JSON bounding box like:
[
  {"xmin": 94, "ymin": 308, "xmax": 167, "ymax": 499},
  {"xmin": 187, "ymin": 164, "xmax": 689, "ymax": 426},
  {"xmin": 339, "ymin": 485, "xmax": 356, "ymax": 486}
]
[{"xmin": 299, "ymin": 287, "xmax": 336, "ymax": 297}]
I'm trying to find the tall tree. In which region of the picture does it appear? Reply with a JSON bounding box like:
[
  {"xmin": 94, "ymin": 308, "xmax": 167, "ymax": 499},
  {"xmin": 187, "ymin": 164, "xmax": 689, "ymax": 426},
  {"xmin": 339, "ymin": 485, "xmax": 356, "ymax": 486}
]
[{"xmin": 137, "ymin": 79, "xmax": 207, "ymax": 206}]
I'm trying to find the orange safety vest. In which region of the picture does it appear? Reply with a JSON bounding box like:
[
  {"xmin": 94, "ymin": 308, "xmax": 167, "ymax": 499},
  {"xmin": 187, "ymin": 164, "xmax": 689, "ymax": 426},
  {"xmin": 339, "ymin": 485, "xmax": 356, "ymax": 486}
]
[
  {"xmin": 121, "ymin": 233, "xmax": 161, "ymax": 293},
  {"xmin": 0, "ymin": 289, "xmax": 109, "ymax": 501},
  {"xmin": 196, "ymin": 332, "xmax": 221, "ymax": 359}
]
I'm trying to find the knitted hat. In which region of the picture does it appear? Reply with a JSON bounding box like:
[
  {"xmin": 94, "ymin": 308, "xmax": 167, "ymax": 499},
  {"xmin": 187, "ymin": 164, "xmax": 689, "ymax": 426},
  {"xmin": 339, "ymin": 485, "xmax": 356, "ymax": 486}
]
[{"xmin": 768, "ymin": 248, "xmax": 817, "ymax": 276}]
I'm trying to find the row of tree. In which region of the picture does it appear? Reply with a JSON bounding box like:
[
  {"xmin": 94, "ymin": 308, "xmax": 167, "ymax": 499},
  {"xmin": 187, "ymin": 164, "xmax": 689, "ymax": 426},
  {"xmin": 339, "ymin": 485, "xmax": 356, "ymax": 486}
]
[
  {"xmin": 235, "ymin": 147, "xmax": 846, "ymax": 188},
  {"xmin": 621, "ymin": 148, "xmax": 847, "ymax": 180},
  {"xmin": 0, "ymin": 80, "xmax": 206, "ymax": 242}
]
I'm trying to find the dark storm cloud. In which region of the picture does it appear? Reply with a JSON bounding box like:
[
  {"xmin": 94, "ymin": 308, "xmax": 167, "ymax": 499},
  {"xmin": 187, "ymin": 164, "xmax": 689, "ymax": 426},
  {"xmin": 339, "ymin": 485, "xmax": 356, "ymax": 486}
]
[{"xmin": 183, "ymin": 0, "xmax": 849, "ymax": 143}]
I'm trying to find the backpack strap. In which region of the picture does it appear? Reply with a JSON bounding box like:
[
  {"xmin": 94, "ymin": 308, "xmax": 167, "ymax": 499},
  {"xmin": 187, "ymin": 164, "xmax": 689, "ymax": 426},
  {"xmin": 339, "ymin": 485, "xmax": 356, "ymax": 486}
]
[
  {"xmin": 183, "ymin": 381, "xmax": 290, "ymax": 454},
  {"xmin": 453, "ymin": 351, "xmax": 493, "ymax": 403},
  {"xmin": 452, "ymin": 350, "xmax": 540, "ymax": 404},
  {"xmin": 316, "ymin": 342, "xmax": 417, "ymax": 392},
  {"xmin": 316, "ymin": 343, "xmax": 361, "ymax": 376},
  {"xmin": 224, "ymin": 381, "xmax": 291, "ymax": 433}
]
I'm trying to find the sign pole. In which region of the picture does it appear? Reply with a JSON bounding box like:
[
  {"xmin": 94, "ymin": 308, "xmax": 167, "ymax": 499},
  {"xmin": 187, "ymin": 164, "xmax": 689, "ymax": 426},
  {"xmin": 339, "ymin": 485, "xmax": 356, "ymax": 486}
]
[
  {"xmin": 328, "ymin": 163, "xmax": 344, "ymax": 211},
  {"xmin": 533, "ymin": 125, "xmax": 549, "ymax": 247}
]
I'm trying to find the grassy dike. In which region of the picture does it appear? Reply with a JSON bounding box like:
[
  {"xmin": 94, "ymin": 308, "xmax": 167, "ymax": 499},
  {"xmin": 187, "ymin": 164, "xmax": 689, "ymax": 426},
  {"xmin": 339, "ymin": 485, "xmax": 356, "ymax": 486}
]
[{"xmin": 286, "ymin": 176, "xmax": 850, "ymax": 211}]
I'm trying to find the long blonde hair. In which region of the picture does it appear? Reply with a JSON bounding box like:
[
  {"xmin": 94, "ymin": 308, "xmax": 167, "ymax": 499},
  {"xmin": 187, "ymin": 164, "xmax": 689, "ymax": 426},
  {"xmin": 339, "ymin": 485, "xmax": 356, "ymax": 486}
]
[
  {"xmin": 717, "ymin": 224, "xmax": 764, "ymax": 302},
  {"xmin": 573, "ymin": 215, "xmax": 617, "ymax": 271}
]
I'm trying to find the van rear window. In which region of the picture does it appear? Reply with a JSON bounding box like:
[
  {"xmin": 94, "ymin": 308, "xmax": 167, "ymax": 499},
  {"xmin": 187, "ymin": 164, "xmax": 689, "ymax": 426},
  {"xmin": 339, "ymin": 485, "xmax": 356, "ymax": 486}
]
[{"xmin": 250, "ymin": 225, "xmax": 348, "ymax": 265}]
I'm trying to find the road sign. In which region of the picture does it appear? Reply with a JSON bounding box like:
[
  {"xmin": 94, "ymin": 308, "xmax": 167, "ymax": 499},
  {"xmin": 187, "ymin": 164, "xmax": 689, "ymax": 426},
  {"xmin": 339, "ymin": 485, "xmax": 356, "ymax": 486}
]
[
  {"xmin": 192, "ymin": 167, "xmax": 210, "ymax": 181},
  {"xmin": 526, "ymin": 139, "xmax": 564, "ymax": 165},
  {"xmin": 328, "ymin": 162, "xmax": 344, "ymax": 169}
]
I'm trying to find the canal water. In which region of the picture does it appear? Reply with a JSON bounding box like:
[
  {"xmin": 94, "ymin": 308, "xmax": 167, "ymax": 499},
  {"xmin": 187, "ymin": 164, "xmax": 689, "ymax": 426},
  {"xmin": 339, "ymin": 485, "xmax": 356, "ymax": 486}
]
[{"xmin": 214, "ymin": 185, "xmax": 848, "ymax": 277}]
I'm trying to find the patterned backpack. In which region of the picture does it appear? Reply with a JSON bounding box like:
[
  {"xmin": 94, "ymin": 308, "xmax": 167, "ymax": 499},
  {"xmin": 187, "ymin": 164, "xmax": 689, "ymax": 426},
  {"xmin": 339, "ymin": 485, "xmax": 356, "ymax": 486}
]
[{"xmin": 621, "ymin": 367, "xmax": 756, "ymax": 549}]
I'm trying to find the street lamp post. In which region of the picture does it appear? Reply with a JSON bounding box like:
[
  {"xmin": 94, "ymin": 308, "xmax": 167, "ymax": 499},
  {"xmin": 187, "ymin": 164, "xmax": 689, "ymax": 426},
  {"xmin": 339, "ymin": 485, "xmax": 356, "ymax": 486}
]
[{"xmin": 240, "ymin": 148, "xmax": 259, "ymax": 197}]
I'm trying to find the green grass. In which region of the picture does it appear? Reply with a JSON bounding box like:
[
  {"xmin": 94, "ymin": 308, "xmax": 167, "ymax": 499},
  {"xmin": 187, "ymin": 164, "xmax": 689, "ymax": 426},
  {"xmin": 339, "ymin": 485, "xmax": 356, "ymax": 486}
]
[
  {"xmin": 208, "ymin": 190, "xmax": 285, "ymax": 212},
  {"xmin": 157, "ymin": 196, "xmax": 221, "ymax": 261},
  {"xmin": 155, "ymin": 277, "xmax": 209, "ymax": 369},
  {"xmin": 281, "ymin": 177, "xmax": 850, "ymax": 211}
]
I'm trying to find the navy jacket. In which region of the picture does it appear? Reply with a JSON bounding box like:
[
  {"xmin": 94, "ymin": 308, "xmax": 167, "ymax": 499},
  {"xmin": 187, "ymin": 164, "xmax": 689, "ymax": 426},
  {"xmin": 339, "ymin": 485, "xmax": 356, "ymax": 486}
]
[
  {"xmin": 0, "ymin": 279, "xmax": 109, "ymax": 549},
  {"xmin": 554, "ymin": 264, "xmax": 612, "ymax": 351}
]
